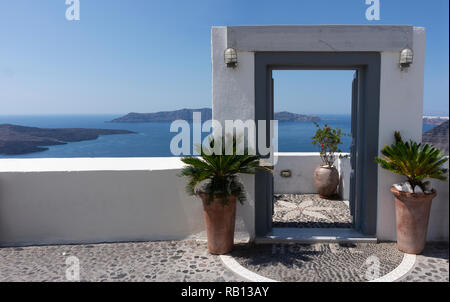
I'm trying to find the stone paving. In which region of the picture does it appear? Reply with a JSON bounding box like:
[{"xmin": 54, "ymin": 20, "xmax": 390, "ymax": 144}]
[
  {"xmin": 0, "ymin": 240, "xmax": 243, "ymax": 282},
  {"xmin": 230, "ymin": 242, "xmax": 404, "ymax": 282},
  {"xmin": 399, "ymin": 242, "xmax": 449, "ymax": 282},
  {"xmin": 273, "ymin": 194, "xmax": 353, "ymax": 228},
  {"xmin": 0, "ymin": 240, "xmax": 447, "ymax": 282}
]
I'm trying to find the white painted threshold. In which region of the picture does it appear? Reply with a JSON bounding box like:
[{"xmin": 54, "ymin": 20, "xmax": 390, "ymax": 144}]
[{"xmin": 255, "ymin": 228, "xmax": 377, "ymax": 244}]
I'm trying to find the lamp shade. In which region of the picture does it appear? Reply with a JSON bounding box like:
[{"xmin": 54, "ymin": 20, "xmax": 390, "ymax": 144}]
[
  {"xmin": 224, "ymin": 48, "xmax": 238, "ymax": 67},
  {"xmin": 400, "ymin": 48, "xmax": 413, "ymax": 69}
]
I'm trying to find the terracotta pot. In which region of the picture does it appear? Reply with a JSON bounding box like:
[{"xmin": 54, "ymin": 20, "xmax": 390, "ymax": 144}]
[
  {"xmin": 391, "ymin": 186, "xmax": 437, "ymax": 254},
  {"xmin": 314, "ymin": 165, "xmax": 339, "ymax": 198},
  {"xmin": 199, "ymin": 194, "xmax": 237, "ymax": 255}
]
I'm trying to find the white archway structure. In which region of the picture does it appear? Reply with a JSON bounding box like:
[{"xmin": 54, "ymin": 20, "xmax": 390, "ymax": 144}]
[{"xmin": 212, "ymin": 25, "xmax": 426, "ymax": 241}]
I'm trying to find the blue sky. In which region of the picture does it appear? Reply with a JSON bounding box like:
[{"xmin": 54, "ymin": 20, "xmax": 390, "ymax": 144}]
[
  {"xmin": 0, "ymin": 0, "xmax": 448, "ymax": 115},
  {"xmin": 274, "ymin": 70, "xmax": 354, "ymax": 115}
]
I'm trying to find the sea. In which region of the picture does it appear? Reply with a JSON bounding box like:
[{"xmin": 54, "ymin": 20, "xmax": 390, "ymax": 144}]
[{"xmin": 0, "ymin": 114, "xmax": 436, "ymax": 158}]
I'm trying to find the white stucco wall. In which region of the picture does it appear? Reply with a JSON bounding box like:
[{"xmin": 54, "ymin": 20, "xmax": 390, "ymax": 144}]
[
  {"xmin": 274, "ymin": 153, "xmax": 351, "ymax": 200},
  {"xmin": 376, "ymin": 27, "xmax": 430, "ymax": 240},
  {"xmin": 274, "ymin": 153, "xmax": 323, "ymax": 194},
  {"xmin": 427, "ymin": 161, "xmax": 449, "ymax": 241},
  {"xmin": 0, "ymin": 158, "xmax": 205, "ymax": 247},
  {"xmin": 212, "ymin": 27, "xmax": 256, "ymax": 240},
  {"xmin": 337, "ymin": 156, "xmax": 352, "ymax": 201}
]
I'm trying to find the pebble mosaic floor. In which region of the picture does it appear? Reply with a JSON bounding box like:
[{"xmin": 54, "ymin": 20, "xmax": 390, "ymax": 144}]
[
  {"xmin": 273, "ymin": 194, "xmax": 353, "ymax": 228},
  {"xmin": 0, "ymin": 241, "xmax": 242, "ymax": 282},
  {"xmin": 399, "ymin": 242, "xmax": 449, "ymax": 282},
  {"xmin": 230, "ymin": 242, "xmax": 404, "ymax": 282},
  {"xmin": 0, "ymin": 240, "xmax": 447, "ymax": 282}
]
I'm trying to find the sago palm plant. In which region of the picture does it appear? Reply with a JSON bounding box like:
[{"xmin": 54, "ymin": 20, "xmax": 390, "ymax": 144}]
[
  {"xmin": 375, "ymin": 131, "xmax": 448, "ymax": 190},
  {"xmin": 180, "ymin": 135, "xmax": 272, "ymax": 205}
]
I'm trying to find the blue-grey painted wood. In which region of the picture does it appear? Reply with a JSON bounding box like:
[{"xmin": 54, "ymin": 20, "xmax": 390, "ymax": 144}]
[{"xmin": 350, "ymin": 71, "xmax": 358, "ymax": 223}]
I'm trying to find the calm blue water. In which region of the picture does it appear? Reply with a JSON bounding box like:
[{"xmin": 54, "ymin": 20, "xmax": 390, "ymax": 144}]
[
  {"xmin": 0, "ymin": 114, "xmax": 436, "ymax": 158},
  {"xmin": 277, "ymin": 115, "xmax": 353, "ymax": 153}
]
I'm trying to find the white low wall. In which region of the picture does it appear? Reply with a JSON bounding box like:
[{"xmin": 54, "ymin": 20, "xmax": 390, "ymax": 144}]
[
  {"xmin": 0, "ymin": 158, "xmax": 205, "ymax": 247},
  {"xmin": 427, "ymin": 161, "xmax": 449, "ymax": 241},
  {"xmin": 0, "ymin": 156, "xmax": 447, "ymax": 246},
  {"xmin": 274, "ymin": 153, "xmax": 351, "ymax": 200}
]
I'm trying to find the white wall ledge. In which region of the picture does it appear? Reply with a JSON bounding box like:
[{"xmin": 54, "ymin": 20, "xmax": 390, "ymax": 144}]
[
  {"xmin": 0, "ymin": 154, "xmax": 353, "ymax": 173},
  {"xmin": 0, "ymin": 154, "xmax": 351, "ymax": 173},
  {"xmin": 0, "ymin": 157, "xmax": 186, "ymax": 172},
  {"xmin": 275, "ymin": 152, "xmax": 350, "ymax": 157}
]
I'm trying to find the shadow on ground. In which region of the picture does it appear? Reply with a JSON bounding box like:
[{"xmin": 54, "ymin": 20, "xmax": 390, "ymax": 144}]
[
  {"xmin": 229, "ymin": 242, "xmax": 405, "ymax": 282},
  {"xmin": 231, "ymin": 243, "xmax": 323, "ymax": 270}
]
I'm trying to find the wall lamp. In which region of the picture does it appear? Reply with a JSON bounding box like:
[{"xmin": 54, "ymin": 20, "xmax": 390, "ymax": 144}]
[
  {"xmin": 399, "ymin": 48, "xmax": 413, "ymax": 70},
  {"xmin": 224, "ymin": 48, "xmax": 238, "ymax": 68}
]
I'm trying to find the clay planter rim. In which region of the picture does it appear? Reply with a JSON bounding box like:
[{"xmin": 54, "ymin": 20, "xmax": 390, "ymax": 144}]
[
  {"xmin": 318, "ymin": 164, "xmax": 336, "ymax": 169},
  {"xmin": 390, "ymin": 186, "xmax": 437, "ymax": 200}
]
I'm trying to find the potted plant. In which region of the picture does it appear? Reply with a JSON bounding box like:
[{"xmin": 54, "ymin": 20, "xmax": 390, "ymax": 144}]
[
  {"xmin": 375, "ymin": 131, "xmax": 448, "ymax": 254},
  {"xmin": 311, "ymin": 122, "xmax": 348, "ymax": 198},
  {"xmin": 180, "ymin": 135, "xmax": 271, "ymax": 255}
]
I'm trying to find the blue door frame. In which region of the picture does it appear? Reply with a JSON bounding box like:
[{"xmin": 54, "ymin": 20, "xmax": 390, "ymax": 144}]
[{"xmin": 254, "ymin": 52, "xmax": 381, "ymax": 237}]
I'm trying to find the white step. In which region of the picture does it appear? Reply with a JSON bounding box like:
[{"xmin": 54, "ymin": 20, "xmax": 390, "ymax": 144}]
[{"xmin": 255, "ymin": 228, "xmax": 377, "ymax": 244}]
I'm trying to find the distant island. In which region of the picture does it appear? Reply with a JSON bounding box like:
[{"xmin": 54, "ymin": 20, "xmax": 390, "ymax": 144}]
[
  {"xmin": 110, "ymin": 108, "xmax": 321, "ymax": 123},
  {"xmin": 274, "ymin": 111, "xmax": 321, "ymax": 122},
  {"xmin": 0, "ymin": 124, "xmax": 135, "ymax": 155},
  {"xmin": 111, "ymin": 108, "xmax": 212, "ymax": 123}
]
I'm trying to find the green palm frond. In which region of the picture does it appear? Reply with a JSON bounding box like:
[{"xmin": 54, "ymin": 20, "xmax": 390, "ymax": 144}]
[
  {"xmin": 179, "ymin": 134, "xmax": 272, "ymax": 205},
  {"xmin": 375, "ymin": 131, "xmax": 448, "ymax": 188}
]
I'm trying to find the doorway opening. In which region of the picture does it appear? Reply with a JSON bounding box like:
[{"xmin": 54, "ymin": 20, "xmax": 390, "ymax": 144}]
[
  {"xmin": 254, "ymin": 52, "xmax": 381, "ymax": 238},
  {"xmin": 272, "ymin": 70, "xmax": 355, "ymax": 230}
]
